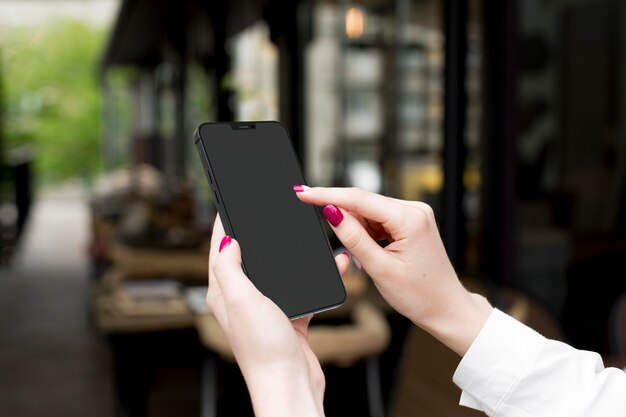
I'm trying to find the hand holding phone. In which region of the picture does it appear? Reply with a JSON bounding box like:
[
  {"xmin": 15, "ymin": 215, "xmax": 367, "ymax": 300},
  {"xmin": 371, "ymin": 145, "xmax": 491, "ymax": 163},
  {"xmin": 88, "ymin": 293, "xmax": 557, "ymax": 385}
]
[{"xmin": 207, "ymin": 214, "xmax": 351, "ymax": 417}]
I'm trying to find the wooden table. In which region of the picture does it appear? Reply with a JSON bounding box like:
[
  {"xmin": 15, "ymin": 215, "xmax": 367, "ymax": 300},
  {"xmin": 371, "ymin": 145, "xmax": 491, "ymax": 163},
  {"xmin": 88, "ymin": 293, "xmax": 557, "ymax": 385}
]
[
  {"xmin": 92, "ymin": 242, "xmax": 208, "ymax": 417},
  {"xmin": 93, "ymin": 260, "xmax": 391, "ymax": 417}
]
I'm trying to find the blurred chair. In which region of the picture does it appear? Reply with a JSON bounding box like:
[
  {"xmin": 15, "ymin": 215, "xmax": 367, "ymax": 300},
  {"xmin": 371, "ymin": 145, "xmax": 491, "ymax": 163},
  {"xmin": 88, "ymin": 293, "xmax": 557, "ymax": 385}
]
[
  {"xmin": 391, "ymin": 281, "xmax": 564, "ymax": 417},
  {"xmin": 610, "ymin": 292, "xmax": 626, "ymax": 355},
  {"xmin": 390, "ymin": 326, "xmax": 484, "ymax": 417},
  {"xmin": 499, "ymin": 287, "xmax": 565, "ymax": 342},
  {"xmin": 607, "ymin": 292, "xmax": 626, "ymax": 369}
]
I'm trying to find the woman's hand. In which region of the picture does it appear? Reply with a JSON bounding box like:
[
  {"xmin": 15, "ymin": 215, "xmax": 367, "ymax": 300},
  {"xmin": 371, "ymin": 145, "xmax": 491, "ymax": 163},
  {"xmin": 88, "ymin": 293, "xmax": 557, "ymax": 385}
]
[
  {"xmin": 296, "ymin": 186, "xmax": 492, "ymax": 356},
  {"xmin": 206, "ymin": 215, "xmax": 350, "ymax": 417}
]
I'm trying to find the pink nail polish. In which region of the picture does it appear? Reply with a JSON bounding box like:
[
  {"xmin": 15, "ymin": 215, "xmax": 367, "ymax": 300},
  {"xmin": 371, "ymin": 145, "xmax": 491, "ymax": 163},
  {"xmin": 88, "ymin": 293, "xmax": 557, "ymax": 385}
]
[
  {"xmin": 293, "ymin": 184, "xmax": 309, "ymax": 193},
  {"xmin": 323, "ymin": 205, "xmax": 344, "ymax": 227},
  {"xmin": 219, "ymin": 235, "xmax": 232, "ymax": 252}
]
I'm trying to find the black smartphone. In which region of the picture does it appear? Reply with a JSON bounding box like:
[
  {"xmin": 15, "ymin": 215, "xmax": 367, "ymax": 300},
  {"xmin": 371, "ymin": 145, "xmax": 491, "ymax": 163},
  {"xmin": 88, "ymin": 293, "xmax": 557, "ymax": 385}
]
[{"xmin": 194, "ymin": 121, "xmax": 345, "ymax": 319}]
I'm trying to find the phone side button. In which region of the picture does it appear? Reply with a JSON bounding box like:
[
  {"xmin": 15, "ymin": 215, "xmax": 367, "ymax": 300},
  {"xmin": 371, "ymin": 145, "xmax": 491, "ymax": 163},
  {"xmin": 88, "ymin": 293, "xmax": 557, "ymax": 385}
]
[
  {"xmin": 213, "ymin": 190, "xmax": 220, "ymax": 204},
  {"xmin": 206, "ymin": 170, "xmax": 213, "ymax": 183}
]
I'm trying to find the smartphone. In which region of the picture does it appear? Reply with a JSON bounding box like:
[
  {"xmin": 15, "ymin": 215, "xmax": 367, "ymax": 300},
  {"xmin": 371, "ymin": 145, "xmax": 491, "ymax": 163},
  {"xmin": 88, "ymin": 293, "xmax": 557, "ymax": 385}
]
[{"xmin": 194, "ymin": 121, "xmax": 345, "ymax": 319}]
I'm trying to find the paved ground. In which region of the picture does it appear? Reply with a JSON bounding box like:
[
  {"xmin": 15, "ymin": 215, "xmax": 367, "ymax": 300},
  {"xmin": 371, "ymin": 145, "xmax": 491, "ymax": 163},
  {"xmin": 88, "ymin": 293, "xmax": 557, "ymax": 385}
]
[{"xmin": 0, "ymin": 188, "xmax": 113, "ymax": 417}]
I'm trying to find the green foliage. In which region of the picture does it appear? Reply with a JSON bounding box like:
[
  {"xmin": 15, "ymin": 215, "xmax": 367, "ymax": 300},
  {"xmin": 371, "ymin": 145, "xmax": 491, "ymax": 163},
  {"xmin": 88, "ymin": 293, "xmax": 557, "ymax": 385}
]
[
  {"xmin": 1, "ymin": 20, "xmax": 106, "ymax": 185},
  {"xmin": 0, "ymin": 50, "xmax": 5, "ymax": 159}
]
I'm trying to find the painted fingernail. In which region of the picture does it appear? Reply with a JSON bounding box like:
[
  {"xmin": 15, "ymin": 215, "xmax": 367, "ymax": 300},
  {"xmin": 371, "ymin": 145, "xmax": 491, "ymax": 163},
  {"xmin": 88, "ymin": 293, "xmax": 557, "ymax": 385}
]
[
  {"xmin": 323, "ymin": 205, "xmax": 344, "ymax": 227},
  {"xmin": 293, "ymin": 184, "xmax": 310, "ymax": 193},
  {"xmin": 219, "ymin": 235, "xmax": 232, "ymax": 252},
  {"xmin": 341, "ymin": 250, "xmax": 361, "ymax": 269}
]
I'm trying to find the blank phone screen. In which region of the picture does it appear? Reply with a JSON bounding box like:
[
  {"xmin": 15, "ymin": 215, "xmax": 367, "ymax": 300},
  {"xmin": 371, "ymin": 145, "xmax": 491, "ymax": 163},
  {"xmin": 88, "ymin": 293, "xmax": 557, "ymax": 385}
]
[{"xmin": 195, "ymin": 121, "xmax": 345, "ymax": 318}]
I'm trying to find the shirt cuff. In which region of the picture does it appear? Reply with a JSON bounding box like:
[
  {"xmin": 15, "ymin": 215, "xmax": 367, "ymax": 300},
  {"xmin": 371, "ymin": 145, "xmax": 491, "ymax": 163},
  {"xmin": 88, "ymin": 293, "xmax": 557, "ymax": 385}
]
[{"xmin": 452, "ymin": 308, "xmax": 544, "ymax": 415}]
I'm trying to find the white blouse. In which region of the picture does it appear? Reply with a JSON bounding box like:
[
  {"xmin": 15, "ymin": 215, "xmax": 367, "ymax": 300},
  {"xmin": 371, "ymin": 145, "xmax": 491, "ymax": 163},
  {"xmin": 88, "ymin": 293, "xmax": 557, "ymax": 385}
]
[{"xmin": 453, "ymin": 309, "xmax": 626, "ymax": 417}]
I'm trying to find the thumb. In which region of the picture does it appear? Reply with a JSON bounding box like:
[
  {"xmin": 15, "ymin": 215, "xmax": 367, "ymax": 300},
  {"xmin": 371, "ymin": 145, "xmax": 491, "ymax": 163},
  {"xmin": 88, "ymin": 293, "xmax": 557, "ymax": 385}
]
[{"xmin": 212, "ymin": 236, "xmax": 258, "ymax": 302}]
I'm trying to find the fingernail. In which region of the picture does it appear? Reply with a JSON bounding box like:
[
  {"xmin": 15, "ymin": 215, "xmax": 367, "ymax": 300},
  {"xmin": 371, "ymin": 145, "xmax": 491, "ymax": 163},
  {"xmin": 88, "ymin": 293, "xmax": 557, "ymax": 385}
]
[
  {"xmin": 219, "ymin": 235, "xmax": 232, "ymax": 252},
  {"xmin": 323, "ymin": 205, "xmax": 344, "ymax": 227},
  {"xmin": 293, "ymin": 184, "xmax": 310, "ymax": 193},
  {"xmin": 341, "ymin": 251, "xmax": 351, "ymax": 260}
]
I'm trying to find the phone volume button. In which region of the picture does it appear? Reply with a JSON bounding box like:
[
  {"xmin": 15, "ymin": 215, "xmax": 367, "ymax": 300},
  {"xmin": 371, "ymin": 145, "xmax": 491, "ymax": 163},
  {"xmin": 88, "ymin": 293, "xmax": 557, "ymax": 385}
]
[
  {"xmin": 213, "ymin": 190, "xmax": 220, "ymax": 204},
  {"xmin": 206, "ymin": 171, "xmax": 213, "ymax": 184}
]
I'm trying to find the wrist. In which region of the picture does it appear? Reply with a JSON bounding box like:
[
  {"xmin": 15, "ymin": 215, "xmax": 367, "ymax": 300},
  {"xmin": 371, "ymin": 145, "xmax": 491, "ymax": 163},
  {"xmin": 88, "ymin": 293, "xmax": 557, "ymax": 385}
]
[
  {"xmin": 245, "ymin": 367, "xmax": 324, "ymax": 417},
  {"xmin": 417, "ymin": 289, "xmax": 493, "ymax": 357}
]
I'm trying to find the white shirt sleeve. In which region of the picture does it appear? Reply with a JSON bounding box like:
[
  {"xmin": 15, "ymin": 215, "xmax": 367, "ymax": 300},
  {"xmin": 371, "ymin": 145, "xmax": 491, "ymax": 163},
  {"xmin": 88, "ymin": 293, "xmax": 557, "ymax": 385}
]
[{"xmin": 453, "ymin": 309, "xmax": 626, "ymax": 417}]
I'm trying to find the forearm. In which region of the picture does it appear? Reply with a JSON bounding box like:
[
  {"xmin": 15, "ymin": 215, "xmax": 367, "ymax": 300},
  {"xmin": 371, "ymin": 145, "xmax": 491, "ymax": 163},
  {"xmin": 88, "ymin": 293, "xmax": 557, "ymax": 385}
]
[{"xmin": 246, "ymin": 370, "xmax": 324, "ymax": 417}]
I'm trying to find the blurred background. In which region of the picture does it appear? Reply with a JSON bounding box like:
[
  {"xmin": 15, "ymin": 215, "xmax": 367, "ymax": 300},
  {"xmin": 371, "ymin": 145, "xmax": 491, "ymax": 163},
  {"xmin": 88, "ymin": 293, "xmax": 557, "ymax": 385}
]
[{"xmin": 1, "ymin": 0, "xmax": 625, "ymax": 416}]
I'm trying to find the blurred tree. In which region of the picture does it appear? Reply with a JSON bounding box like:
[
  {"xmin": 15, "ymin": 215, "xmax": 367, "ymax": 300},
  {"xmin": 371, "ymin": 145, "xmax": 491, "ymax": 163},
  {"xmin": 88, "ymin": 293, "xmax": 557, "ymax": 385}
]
[
  {"xmin": 0, "ymin": 49, "xmax": 5, "ymax": 162},
  {"xmin": 0, "ymin": 20, "xmax": 106, "ymax": 186}
]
